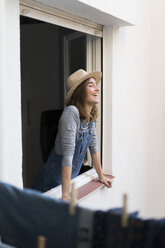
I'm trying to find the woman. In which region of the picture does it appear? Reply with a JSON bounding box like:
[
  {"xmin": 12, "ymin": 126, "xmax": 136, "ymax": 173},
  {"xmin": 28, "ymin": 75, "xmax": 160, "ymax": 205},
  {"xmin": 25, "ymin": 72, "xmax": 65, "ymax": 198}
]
[{"xmin": 33, "ymin": 69, "xmax": 112, "ymax": 200}]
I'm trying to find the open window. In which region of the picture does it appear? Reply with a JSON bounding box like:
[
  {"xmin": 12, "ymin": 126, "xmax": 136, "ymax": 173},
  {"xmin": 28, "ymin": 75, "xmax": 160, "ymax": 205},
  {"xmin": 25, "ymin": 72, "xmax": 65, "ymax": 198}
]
[
  {"xmin": 63, "ymin": 31, "xmax": 102, "ymax": 172},
  {"xmin": 20, "ymin": 4, "xmax": 102, "ymax": 189}
]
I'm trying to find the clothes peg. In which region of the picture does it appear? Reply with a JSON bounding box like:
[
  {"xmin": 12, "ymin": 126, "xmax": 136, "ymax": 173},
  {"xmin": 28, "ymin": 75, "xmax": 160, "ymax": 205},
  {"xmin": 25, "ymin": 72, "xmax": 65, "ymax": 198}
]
[
  {"xmin": 69, "ymin": 182, "xmax": 77, "ymax": 215},
  {"xmin": 37, "ymin": 235, "xmax": 46, "ymax": 248},
  {"xmin": 121, "ymin": 193, "xmax": 128, "ymax": 228}
]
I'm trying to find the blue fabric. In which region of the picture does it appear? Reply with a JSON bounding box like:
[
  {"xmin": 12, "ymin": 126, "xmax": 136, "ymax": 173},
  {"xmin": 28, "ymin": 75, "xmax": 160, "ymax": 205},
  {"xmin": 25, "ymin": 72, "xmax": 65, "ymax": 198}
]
[
  {"xmin": 104, "ymin": 214, "xmax": 133, "ymax": 248},
  {"xmin": 77, "ymin": 208, "xmax": 94, "ymax": 248},
  {"xmin": 71, "ymin": 120, "xmax": 93, "ymax": 176},
  {"xmin": 129, "ymin": 218, "xmax": 149, "ymax": 248},
  {"xmin": 106, "ymin": 207, "xmax": 140, "ymax": 248},
  {"xmin": 33, "ymin": 120, "xmax": 93, "ymax": 192},
  {"xmin": 152, "ymin": 225, "xmax": 165, "ymax": 248},
  {"xmin": 92, "ymin": 210, "xmax": 108, "ymax": 248},
  {"xmin": 145, "ymin": 219, "xmax": 165, "ymax": 248},
  {"xmin": 0, "ymin": 242, "xmax": 16, "ymax": 248},
  {"xmin": 1, "ymin": 182, "xmax": 165, "ymax": 248},
  {"xmin": 108, "ymin": 208, "xmax": 139, "ymax": 218},
  {"xmin": 92, "ymin": 208, "xmax": 149, "ymax": 248},
  {"xmin": 158, "ymin": 218, "xmax": 165, "ymax": 226},
  {"xmin": 0, "ymin": 182, "xmax": 80, "ymax": 248}
]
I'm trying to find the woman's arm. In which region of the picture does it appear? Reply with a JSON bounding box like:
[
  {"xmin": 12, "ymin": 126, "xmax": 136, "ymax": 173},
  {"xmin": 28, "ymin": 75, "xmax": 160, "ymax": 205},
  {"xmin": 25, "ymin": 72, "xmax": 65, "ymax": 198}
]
[
  {"xmin": 61, "ymin": 166, "xmax": 72, "ymax": 200},
  {"xmin": 91, "ymin": 152, "xmax": 112, "ymax": 188},
  {"xmin": 59, "ymin": 106, "xmax": 79, "ymax": 200}
]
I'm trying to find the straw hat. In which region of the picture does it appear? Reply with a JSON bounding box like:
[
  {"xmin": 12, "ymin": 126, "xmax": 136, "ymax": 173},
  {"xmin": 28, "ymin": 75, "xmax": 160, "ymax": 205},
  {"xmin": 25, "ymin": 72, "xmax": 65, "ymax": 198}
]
[{"xmin": 65, "ymin": 69, "xmax": 102, "ymax": 105}]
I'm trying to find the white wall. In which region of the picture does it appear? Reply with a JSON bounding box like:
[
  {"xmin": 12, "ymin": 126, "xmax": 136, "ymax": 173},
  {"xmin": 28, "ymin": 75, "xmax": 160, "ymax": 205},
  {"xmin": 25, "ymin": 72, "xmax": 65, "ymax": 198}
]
[
  {"xmin": 79, "ymin": 0, "xmax": 136, "ymax": 24},
  {"xmin": 80, "ymin": 0, "xmax": 165, "ymax": 218},
  {"xmin": 113, "ymin": 0, "xmax": 165, "ymax": 218},
  {"xmin": 34, "ymin": 0, "xmax": 134, "ymax": 27},
  {"xmin": 0, "ymin": 0, "xmax": 22, "ymax": 187}
]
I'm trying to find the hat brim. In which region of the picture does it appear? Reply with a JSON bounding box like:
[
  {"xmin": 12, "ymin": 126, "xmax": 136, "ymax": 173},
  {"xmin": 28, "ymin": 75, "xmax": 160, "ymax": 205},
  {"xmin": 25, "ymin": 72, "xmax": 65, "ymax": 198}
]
[{"xmin": 65, "ymin": 71, "xmax": 102, "ymax": 105}]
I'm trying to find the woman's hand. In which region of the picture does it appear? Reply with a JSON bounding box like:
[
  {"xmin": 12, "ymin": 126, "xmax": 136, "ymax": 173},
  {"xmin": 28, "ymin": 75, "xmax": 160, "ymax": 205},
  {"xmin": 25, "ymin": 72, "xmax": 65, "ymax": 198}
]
[{"xmin": 99, "ymin": 175, "xmax": 112, "ymax": 188}]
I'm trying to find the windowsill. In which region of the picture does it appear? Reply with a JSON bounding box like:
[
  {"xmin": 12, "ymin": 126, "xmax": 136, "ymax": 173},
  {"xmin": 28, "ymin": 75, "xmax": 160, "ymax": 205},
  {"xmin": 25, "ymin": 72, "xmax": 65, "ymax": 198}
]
[
  {"xmin": 77, "ymin": 174, "xmax": 114, "ymax": 201},
  {"xmin": 43, "ymin": 168, "xmax": 115, "ymax": 201}
]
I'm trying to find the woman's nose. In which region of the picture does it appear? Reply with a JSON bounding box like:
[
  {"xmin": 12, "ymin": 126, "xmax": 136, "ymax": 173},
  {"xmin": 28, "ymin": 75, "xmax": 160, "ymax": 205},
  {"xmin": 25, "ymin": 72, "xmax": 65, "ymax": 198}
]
[{"xmin": 95, "ymin": 85, "xmax": 100, "ymax": 92}]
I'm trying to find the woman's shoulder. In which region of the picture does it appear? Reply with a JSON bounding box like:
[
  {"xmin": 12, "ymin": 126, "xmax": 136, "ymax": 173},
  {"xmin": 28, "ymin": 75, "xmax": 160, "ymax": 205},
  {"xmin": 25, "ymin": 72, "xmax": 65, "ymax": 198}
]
[
  {"xmin": 63, "ymin": 105, "xmax": 79, "ymax": 116},
  {"xmin": 61, "ymin": 105, "xmax": 80, "ymax": 122}
]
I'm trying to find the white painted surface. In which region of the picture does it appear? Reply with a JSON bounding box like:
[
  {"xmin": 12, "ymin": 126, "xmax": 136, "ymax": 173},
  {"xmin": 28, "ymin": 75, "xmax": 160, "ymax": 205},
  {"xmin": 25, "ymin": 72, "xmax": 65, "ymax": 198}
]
[
  {"xmin": 79, "ymin": 0, "xmax": 136, "ymax": 25},
  {"xmin": 44, "ymin": 168, "xmax": 98, "ymax": 199},
  {"xmin": 0, "ymin": 0, "xmax": 22, "ymax": 187},
  {"xmin": 80, "ymin": 0, "xmax": 165, "ymax": 219},
  {"xmin": 20, "ymin": 1, "xmax": 103, "ymax": 37},
  {"xmin": 34, "ymin": 0, "xmax": 134, "ymax": 26},
  {"xmin": 102, "ymin": 26, "xmax": 113, "ymax": 175}
]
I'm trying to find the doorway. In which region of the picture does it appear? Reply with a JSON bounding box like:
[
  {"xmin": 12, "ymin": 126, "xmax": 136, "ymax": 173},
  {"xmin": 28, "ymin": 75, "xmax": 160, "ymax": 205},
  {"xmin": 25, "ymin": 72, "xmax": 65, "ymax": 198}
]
[{"xmin": 20, "ymin": 15, "xmax": 102, "ymax": 188}]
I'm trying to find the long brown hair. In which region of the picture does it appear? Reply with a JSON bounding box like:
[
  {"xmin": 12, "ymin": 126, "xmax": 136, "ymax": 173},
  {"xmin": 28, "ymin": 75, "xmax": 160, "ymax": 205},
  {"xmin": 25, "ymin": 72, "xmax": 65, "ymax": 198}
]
[{"xmin": 66, "ymin": 79, "xmax": 98, "ymax": 123}]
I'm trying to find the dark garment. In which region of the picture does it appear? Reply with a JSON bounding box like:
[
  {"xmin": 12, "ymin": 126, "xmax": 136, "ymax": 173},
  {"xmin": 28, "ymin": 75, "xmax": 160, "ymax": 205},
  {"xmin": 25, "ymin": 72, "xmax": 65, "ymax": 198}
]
[
  {"xmin": 105, "ymin": 214, "xmax": 133, "ymax": 248},
  {"xmin": 105, "ymin": 209, "xmax": 139, "ymax": 248},
  {"xmin": 152, "ymin": 225, "xmax": 165, "ymax": 248},
  {"xmin": 108, "ymin": 208, "xmax": 139, "ymax": 218},
  {"xmin": 129, "ymin": 218, "xmax": 149, "ymax": 248},
  {"xmin": 106, "ymin": 209, "xmax": 149, "ymax": 248},
  {"xmin": 0, "ymin": 182, "xmax": 80, "ymax": 248},
  {"xmin": 77, "ymin": 208, "xmax": 94, "ymax": 248},
  {"xmin": 92, "ymin": 211, "xmax": 108, "ymax": 248},
  {"xmin": 92, "ymin": 208, "xmax": 149, "ymax": 248},
  {"xmin": 145, "ymin": 219, "xmax": 165, "ymax": 248},
  {"xmin": 108, "ymin": 209, "xmax": 165, "ymax": 248},
  {"xmin": 33, "ymin": 120, "xmax": 93, "ymax": 192},
  {"xmin": 0, "ymin": 241, "xmax": 16, "ymax": 248}
]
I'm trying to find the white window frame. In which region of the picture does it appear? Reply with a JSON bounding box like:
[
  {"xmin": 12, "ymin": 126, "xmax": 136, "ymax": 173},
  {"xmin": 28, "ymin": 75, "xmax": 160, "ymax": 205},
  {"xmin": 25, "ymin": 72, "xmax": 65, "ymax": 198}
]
[
  {"xmin": 20, "ymin": 0, "xmax": 102, "ymax": 37},
  {"xmin": 19, "ymin": 0, "xmax": 113, "ymax": 197}
]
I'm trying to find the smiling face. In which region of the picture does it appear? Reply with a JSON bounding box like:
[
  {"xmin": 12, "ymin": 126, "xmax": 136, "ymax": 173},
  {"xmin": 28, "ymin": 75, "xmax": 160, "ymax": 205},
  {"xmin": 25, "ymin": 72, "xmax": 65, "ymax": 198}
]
[
  {"xmin": 67, "ymin": 77, "xmax": 99, "ymax": 122},
  {"xmin": 85, "ymin": 78, "xmax": 100, "ymax": 108}
]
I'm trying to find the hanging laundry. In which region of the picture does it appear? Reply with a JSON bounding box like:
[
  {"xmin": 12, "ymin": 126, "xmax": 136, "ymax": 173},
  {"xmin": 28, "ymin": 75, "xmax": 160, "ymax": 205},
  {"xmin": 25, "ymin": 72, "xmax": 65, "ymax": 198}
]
[
  {"xmin": 0, "ymin": 239, "xmax": 16, "ymax": 248},
  {"xmin": 92, "ymin": 210, "xmax": 108, "ymax": 248},
  {"xmin": 77, "ymin": 208, "xmax": 94, "ymax": 248},
  {"xmin": 0, "ymin": 182, "xmax": 80, "ymax": 248},
  {"xmin": 145, "ymin": 219, "xmax": 165, "ymax": 248},
  {"xmin": 0, "ymin": 182, "xmax": 165, "ymax": 248}
]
